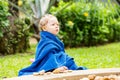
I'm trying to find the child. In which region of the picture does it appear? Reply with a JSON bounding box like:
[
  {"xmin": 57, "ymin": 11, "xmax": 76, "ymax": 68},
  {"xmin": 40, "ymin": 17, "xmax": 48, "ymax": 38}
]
[{"xmin": 18, "ymin": 14, "xmax": 87, "ymax": 76}]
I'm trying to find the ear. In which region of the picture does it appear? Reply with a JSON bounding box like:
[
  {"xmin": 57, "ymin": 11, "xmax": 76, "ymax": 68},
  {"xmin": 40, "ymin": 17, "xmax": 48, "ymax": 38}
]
[{"xmin": 42, "ymin": 26, "xmax": 47, "ymax": 31}]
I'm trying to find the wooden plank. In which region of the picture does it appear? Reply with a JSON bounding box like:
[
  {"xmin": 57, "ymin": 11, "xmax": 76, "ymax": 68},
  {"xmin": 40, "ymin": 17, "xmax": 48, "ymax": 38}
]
[{"xmin": 4, "ymin": 68, "xmax": 120, "ymax": 80}]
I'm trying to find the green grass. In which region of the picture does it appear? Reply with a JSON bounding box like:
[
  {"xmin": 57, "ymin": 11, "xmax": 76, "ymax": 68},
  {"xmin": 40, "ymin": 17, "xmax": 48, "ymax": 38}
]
[
  {"xmin": 66, "ymin": 42, "xmax": 120, "ymax": 69},
  {"xmin": 0, "ymin": 42, "xmax": 120, "ymax": 78}
]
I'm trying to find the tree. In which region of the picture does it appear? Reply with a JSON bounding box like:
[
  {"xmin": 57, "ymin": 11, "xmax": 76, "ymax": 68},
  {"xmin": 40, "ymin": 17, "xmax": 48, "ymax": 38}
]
[{"xmin": 0, "ymin": 0, "xmax": 30, "ymax": 55}]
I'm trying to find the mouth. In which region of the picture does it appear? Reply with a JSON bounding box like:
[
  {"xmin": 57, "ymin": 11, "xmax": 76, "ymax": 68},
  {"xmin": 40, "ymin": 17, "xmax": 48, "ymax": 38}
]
[{"xmin": 56, "ymin": 29, "xmax": 59, "ymax": 32}]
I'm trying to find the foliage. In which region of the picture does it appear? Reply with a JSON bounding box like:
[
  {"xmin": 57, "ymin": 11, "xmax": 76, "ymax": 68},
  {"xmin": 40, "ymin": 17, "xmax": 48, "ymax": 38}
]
[
  {"xmin": 0, "ymin": 42, "xmax": 120, "ymax": 78},
  {"xmin": 107, "ymin": 17, "xmax": 120, "ymax": 41},
  {"xmin": 8, "ymin": 0, "xmax": 120, "ymax": 45},
  {"xmin": 8, "ymin": 0, "xmax": 59, "ymax": 41},
  {"xmin": 31, "ymin": 0, "xmax": 50, "ymax": 18},
  {"xmin": 50, "ymin": 1, "xmax": 120, "ymax": 47},
  {"xmin": 0, "ymin": 18, "xmax": 30, "ymax": 55},
  {"xmin": 0, "ymin": 0, "xmax": 10, "ymax": 37},
  {"xmin": 0, "ymin": 0, "xmax": 31, "ymax": 55}
]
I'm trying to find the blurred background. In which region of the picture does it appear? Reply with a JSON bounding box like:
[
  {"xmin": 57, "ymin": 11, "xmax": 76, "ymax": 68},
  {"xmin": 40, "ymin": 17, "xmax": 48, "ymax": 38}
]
[{"xmin": 0, "ymin": 0, "xmax": 120, "ymax": 55}]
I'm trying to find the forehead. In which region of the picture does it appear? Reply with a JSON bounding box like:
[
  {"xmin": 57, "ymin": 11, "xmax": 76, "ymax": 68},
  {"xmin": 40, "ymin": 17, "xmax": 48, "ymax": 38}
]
[{"xmin": 47, "ymin": 17, "xmax": 58, "ymax": 23}]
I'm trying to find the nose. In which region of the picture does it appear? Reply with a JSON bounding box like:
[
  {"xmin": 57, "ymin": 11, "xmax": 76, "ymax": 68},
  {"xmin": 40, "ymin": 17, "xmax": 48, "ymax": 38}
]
[{"xmin": 55, "ymin": 24, "xmax": 59, "ymax": 28}]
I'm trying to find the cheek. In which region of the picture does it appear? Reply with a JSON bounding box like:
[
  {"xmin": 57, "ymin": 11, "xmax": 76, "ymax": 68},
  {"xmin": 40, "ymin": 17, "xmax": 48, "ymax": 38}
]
[
  {"xmin": 46, "ymin": 26, "xmax": 53, "ymax": 30},
  {"xmin": 46, "ymin": 26, "xmax": 54, "ymax": 32}
]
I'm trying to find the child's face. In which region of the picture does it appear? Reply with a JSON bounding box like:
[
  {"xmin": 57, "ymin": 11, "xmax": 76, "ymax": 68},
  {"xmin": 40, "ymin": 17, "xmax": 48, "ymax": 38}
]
[{"xmin": 44, "ymin": 17, "xmax": 59, "ymax": 35}]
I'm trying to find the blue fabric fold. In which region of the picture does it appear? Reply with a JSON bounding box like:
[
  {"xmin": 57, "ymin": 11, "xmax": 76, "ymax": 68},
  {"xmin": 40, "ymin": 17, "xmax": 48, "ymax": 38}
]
[{"xmin": 18, "ymin": 31, "xmax": 87, "ymax": 76}]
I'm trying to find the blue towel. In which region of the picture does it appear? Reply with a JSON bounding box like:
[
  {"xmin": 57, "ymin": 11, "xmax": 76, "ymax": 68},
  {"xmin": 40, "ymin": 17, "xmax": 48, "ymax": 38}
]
[{"xmin": 18, "ymin": 31, "xmax": 87, "ymax": 76}]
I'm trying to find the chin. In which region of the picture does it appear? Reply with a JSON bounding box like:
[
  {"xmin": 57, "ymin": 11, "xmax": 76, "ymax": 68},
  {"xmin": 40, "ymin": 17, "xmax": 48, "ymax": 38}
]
[{"xmin": 54, "ymin": 33, "xmax": 58, "ymax": 35}]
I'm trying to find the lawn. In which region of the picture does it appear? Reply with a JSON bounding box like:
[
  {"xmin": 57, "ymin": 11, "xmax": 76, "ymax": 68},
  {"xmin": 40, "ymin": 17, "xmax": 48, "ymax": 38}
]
[{"xmin": 0, "ymin": 42, "xmax": 120, "ymax": 79}]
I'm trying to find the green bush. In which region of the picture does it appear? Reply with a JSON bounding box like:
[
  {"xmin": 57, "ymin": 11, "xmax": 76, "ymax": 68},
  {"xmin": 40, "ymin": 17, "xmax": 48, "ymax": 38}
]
[
  {"xmin": 0, "ymin": 0, "xmax": 10, "ymax": 37},
  {"xmin": 107, "ymin": 18, "xmax": 120, "ymax": 42},
  {"xmin": 50, "ymin": 1, "xmax": 120, "ymax": 47},
  {"xmin": 0, "ymin": 0, "xmax": 30, "ymax": 55},
  {"xmin": 0, "ymin": 18, "xmax": 30, "ymax": 55}
]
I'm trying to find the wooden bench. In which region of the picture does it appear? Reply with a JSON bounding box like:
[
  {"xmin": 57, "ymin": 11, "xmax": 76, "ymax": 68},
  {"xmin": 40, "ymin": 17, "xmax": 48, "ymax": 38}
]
[{"xmin": 4, "ymin": 68, "xmax": 120, "ymax": 80}]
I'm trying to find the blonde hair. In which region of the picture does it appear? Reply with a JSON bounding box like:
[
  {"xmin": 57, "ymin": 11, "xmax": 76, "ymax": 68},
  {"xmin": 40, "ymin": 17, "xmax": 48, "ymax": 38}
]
[{"xmin": 39, "ymin": 14, "xmax": 57, "ymax": 30}]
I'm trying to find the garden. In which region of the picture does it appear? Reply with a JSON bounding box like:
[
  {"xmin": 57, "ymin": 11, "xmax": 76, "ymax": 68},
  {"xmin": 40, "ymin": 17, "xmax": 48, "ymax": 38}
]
[
  {"xmin": 0, "ymin": 42, "xmax": 120, "ymax": 78},
  {"xmin": 0, "ymin": 0, "xmax": 120, "ymax": 79}
]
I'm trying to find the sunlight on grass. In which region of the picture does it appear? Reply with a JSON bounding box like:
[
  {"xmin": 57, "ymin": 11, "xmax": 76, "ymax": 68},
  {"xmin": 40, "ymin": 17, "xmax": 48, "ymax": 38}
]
[
  {"xmin": 0, "ymin": 53, "xmax": 34, "ymax": 78},
  {"xmin": 0, "ymin": 42, "xmax": 120, "ymax": 78},
  {"xmin": 66, "ymin": 42, "xmax": 120, "ymax": 69}
]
